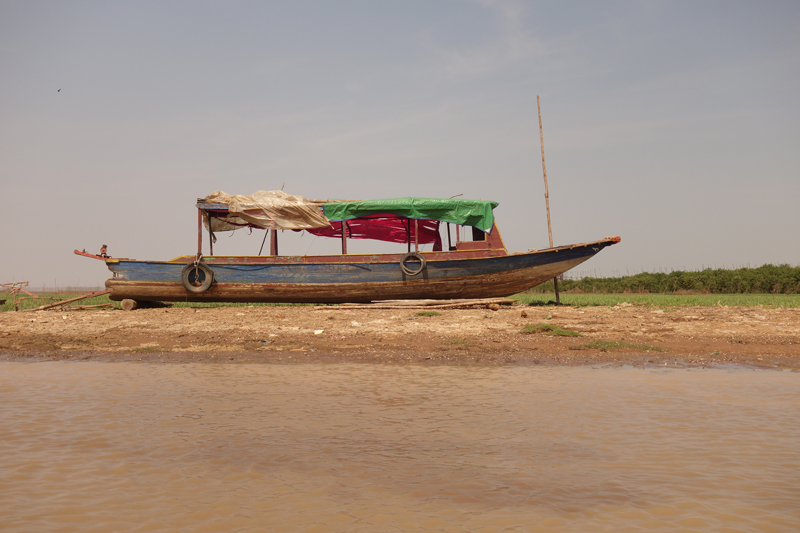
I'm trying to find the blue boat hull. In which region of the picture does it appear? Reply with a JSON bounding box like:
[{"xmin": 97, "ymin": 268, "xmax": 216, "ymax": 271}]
[{"xmin": 105, "ymin": 238, "xmax": 617, "ymax": 303}]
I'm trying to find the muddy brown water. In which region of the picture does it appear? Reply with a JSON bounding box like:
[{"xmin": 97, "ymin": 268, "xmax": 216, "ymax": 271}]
[{"xmin": 1, "ymin": 362, "xmax": 798, "ymax": 532}]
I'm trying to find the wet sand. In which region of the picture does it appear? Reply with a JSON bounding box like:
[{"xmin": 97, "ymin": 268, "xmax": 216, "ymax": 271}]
[{"xmin": 1, "ymin": 304, "xmax": 799, "ymax": 368}]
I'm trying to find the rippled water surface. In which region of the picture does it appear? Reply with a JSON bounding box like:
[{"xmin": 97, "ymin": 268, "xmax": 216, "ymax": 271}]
[{"xmin": 1, "ymin": 362, "xmax": 798, "ymax": 532}]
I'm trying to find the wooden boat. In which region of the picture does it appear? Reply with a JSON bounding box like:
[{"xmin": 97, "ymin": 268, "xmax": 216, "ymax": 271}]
[{"xmin": 75, "ymin": 191, "xmax": 620, "ymax": 304}]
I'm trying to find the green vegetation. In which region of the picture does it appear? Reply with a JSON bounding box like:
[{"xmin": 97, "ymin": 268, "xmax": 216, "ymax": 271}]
[
  {"xmin": 521, "ymin": 324, "xmax": 582, "ymax": 337},
  {"xmin": 415, "ymin": 311, "xmax": 442, "ymax": 317},
  {"xmin": 444, "ymin": 338, "xmax": 472, "ymax": 345},
  {"xmin": 570, "ymin": 341, "xmax": 666, "ymax": 352},
  {"xmin": 7, "ymin": 292, "xmax": 799, "ymax": 312},
  {"xmin": 513, "ymin": 293, "xmax": 800, "ymax": 308},
  {"xmin": 131, "ymin": 346, "xmax": 163, "ymax": 353},
  {"xmin": 526, "ymin": 264, "xmax": 800, "ymax": 295}
]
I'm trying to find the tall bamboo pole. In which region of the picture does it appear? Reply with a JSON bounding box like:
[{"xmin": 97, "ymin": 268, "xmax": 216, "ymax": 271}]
[{"xmin": 537, "ymin": 95, "xmax": 560, "ymax": 304}]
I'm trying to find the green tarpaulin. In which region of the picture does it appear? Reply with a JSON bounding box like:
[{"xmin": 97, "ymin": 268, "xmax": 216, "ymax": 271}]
[{"xmin": 323, "ymin": 197, "xmax": 498, "ymax": 232}]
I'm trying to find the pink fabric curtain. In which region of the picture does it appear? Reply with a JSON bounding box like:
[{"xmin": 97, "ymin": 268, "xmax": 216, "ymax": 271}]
[{"xmin": 302, "ymin": 214, "xmax": 442, "ymax": 251}]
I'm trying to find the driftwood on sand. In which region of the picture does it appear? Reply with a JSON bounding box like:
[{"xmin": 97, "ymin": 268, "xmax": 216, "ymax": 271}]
[
  {"xmin": 23, "ymin": 289, "xmax": 113, "ymax": 312},
  {"xmin": 315, "ymin": 297, "xmax": 517, "ymax": 310}
]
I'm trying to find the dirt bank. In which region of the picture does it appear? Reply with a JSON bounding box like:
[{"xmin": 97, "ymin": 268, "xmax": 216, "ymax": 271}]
[{"xmin": 1, "ymin": 304, "xmax": 799, "ymax": 368}]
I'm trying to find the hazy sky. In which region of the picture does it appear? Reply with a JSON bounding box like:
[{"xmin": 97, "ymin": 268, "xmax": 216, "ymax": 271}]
[{"xmin": 2, "ymin": 0, "xmax": 799, "ymax": 288}]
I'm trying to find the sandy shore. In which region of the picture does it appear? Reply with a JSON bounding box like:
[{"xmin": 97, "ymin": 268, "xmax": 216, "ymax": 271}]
[{"xmin": 1, "ymin": 303, "xmax": 799, "ymax": 368}]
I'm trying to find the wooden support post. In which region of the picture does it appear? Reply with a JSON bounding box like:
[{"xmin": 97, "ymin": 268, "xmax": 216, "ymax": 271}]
[
  {"xmin": 258, "ymin": 229, "xmax": 268, "ymax": 255},
  {"xmin": 538, "ymin": 95, "xmax": 560, "ymax": 304},
  {"xmin": 446, "ymin": 223, "xmax": 453, "ymax": 250},
  {"xmin": 341, "ymin": 222, "xmax": 348, "ymax": 255},
  {"xmin": 197, "ymin": 209, "xmax": 203, "ymax": 255},
  {"xmin": 270, "ymin": 228, "xmax": 278, "ymax": 256}
]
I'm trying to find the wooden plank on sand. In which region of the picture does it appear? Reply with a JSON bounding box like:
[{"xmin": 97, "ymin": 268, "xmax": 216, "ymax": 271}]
[
  {"xmin": 24, "ymin": 289, "xmax": 113, "ymax": 312},
  {"xmin": 316, "ymin": 297, "xmax": 517, "ymax": 310}
]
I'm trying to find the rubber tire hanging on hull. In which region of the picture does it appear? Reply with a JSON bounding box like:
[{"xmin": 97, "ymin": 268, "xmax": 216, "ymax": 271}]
[
  {"xmin": 181, "ymin": 262, "xmax": 214, "ymax": 293},
  {"xmin": 400, "ymin": 252, "xmax": 426, "ymax": 276}
]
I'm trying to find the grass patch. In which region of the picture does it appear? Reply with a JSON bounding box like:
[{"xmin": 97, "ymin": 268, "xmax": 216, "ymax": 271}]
[
  {"xmin": 571, "ymin": 341, "xmax": 666, "ymax": 352},
  {"xmin": 444, "ymin": 338, "xmax": 472, "ymax": 345},
  {"xmin": 10, "ymin": 291, "xmax": 797, "ymax": 312},
  {"xmin": 521, "ymin": 324, "xmax": 582, "ymax": 337},
  {"xmin": 131, "ymin": 346, "xmax": 163, "ymax": 353},
  {"xmin": 415, "ymin": 311, "xmax": 442, "ymax": 317},
  {"xmin": 512, "ymin": 293, "xmax": 800, "ymax": 308}
]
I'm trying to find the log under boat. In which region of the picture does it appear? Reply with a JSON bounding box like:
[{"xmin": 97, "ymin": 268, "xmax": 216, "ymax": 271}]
[{"xmin": 75, "ymin": 191, "xmax": 620, "ymax": 304}]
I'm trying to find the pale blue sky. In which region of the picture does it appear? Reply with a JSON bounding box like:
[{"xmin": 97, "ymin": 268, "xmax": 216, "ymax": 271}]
[{"xmin": 2, "ymin": 1, "xmax": 799, "ymax": 288}]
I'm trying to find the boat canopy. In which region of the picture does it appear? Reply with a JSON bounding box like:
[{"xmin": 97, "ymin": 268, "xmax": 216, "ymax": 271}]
[
  {"xmin": 197, "ymin": 192, "xmax": 498, "ymax": 246},
  {"xmin": 324, "ymin": 197, "xmax": 498, "ymax": 233},
  {"xmin": 198, "ymin": 190, "xmax": 331, "ymax": 232}
]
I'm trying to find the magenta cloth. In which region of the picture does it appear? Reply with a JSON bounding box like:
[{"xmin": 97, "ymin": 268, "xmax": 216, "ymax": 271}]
[{"xmin": 302, "ymin": 214, "xmax": 443, "ymax": 251}]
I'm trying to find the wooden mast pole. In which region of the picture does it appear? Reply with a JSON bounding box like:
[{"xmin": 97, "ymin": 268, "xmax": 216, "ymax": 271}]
[{"xmin": 537, "ymin": 95, "xmax": 560, "ymax": 304}]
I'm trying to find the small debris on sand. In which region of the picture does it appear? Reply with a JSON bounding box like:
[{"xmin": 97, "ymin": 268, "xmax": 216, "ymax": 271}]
[{"xmin": 0, "ymin": 305, "xmax": 798, "ymax": 368}]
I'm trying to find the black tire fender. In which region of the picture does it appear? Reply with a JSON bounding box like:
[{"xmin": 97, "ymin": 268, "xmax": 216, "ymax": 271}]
[
  {"xmin": 181, "ymin": 262, "xmax": 214, "ymax": 293},
  {"xmin": 400, "ymin": 252, "xmax": 426, "ymax": 276}
]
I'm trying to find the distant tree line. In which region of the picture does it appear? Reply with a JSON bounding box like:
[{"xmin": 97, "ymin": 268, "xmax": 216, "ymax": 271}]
[{"xmin": 528, "ymin": 264, "xmax": 800, "ymax": 294}]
